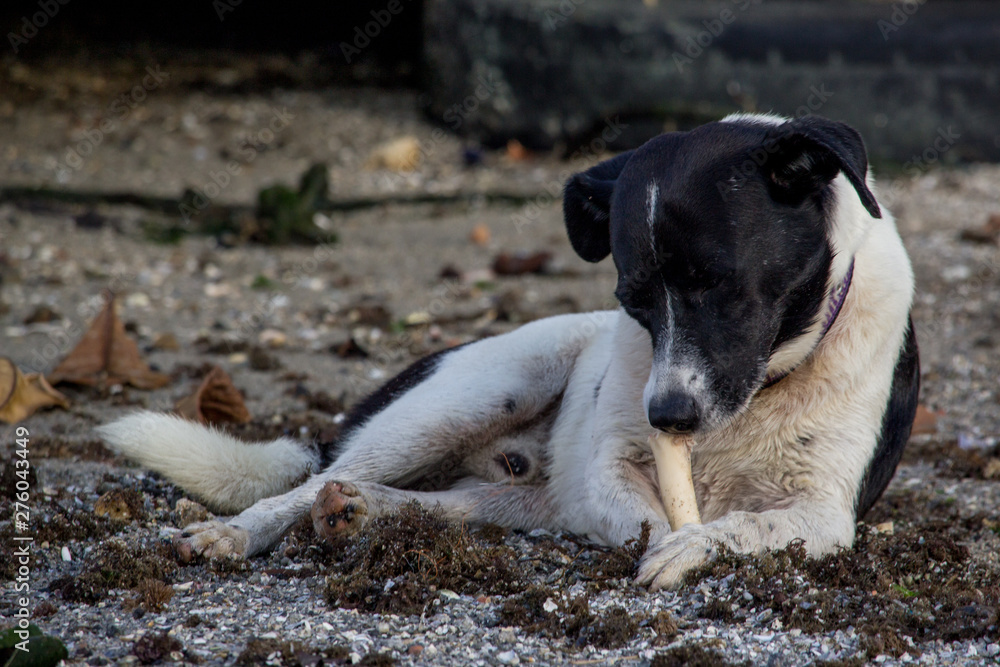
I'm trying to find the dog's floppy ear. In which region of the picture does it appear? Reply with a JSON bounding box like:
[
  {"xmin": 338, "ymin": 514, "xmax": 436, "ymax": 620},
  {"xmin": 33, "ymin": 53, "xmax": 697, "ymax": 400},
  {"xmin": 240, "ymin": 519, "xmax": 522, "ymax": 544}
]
[
  {"xmin": 763, "ymin": 116, "xmax": 881, "ymax": 219},
  {"xmin": 563, "ymin": 150, "xmax": 634, "ymax": 262}
]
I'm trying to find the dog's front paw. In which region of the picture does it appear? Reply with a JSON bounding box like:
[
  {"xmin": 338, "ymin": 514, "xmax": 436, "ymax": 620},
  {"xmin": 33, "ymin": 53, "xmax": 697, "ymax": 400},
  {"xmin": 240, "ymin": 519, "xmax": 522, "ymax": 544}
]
[
  {"xmin": 311, "ymin": 481, "xmax": 369, "ymax": 541},
  {"xmin": 174, "ymin": 520, "xmax": 250, "ymax": 563},
  {"xmin": 635, "ymin": 525, "xmax": 718, "ymax": 591}
]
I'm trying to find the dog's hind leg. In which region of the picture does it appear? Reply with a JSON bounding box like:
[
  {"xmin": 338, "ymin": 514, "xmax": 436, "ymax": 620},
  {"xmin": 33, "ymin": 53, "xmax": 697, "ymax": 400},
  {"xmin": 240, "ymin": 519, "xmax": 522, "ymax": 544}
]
[
  {"xmin": 175, "ymin": 473, "xmax": 335, "ymax": 561},
  {"xmin": 175, "ymin": 312, "xmax": 616, "ymax": 560},
  {"xmin": 324, "ymin": 313, "xmax": 613, "ymax": 489}
]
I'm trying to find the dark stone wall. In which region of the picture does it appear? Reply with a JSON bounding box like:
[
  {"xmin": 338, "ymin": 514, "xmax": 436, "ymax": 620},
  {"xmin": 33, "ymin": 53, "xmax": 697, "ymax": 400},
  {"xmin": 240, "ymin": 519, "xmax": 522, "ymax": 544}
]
[{"xmin": 424, "ymin": 0, "xmax": 1000, "ymax": 164}]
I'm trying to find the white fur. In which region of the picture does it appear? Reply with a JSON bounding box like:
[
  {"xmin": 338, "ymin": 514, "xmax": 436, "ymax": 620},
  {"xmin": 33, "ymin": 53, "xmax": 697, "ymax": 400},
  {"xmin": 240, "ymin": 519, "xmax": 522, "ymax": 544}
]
[
  {"xmin": 96, "ymin": 413, "xmax": 318, "ymax": 514},
  {"xmin": 645, "ymin": 181, "xmax": 659, "ymax": 255},
  {"xmin": 721, "ymin": 111, "xmax": 786, "ymax": 127}
]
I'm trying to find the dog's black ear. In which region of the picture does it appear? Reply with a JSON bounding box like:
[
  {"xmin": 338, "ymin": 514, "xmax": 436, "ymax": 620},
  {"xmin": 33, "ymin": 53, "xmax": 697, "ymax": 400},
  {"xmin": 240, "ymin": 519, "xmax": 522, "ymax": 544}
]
[
  {"xmin": 764, "ymin": 116, "xmax": 881, "ymax": 219},
  {"xmin": 563, "ymin": 150, "xmax": 634, "ymax": 262}
]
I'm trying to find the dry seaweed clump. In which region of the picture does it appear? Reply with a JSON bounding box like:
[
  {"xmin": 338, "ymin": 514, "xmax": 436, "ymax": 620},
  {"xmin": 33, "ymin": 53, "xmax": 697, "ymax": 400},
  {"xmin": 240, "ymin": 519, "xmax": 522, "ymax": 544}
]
[
  {"xmin": 496, "ymin": 585, "xmax": 641, "ymax": 649},
  {"xmin": 1, "ymin": 465, "xmax": 133, "ymax": 551},
  {"xmin": 684, "ymin": 523, "xmax": 1000, "ymax": 658},
  {"xmin": 132, "ymin": 631, "xmax": 184, "ymax": 665},
  {"xmin": 50, "ymin": 537, "xmax": 177, "ymax": 605},
  {"xmin": 94, "ymin": 487, "xmax": 146, "ymax": 521},
  {"xmin": 0, "ymin": 497, "xmax": 121, "ymax": 577},
  {"xmin": 579, "ymin": 521, "xmax": 650, "ymax": 588},
  {"xmin": 236, "ymin": 639, "xmax": 348, "ymax": 666},
  {"xmin": 651, "ymin": 644, "xmax": 751, "ymax": 667},
  {"xmin": 323, "ymin": 502, "xmax": 529, "ymax": 615}
]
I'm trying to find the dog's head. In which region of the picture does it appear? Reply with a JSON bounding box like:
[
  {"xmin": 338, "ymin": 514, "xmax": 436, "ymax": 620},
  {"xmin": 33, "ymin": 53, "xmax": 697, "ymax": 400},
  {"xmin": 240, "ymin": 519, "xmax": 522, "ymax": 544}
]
[{"xmin": 563, "ymin": 115, "xmax": 881, "ymax": 434}]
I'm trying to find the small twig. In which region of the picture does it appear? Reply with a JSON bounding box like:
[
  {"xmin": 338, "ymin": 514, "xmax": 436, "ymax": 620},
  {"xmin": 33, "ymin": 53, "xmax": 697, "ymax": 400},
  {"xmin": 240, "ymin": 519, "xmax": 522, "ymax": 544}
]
[
  {"xmin": 0, "ymin": 185, "xmax": 545, "ymax": 217},
  {"xmin": 403, "ymin": 549, "xmax": 440, "ymax": 580}
]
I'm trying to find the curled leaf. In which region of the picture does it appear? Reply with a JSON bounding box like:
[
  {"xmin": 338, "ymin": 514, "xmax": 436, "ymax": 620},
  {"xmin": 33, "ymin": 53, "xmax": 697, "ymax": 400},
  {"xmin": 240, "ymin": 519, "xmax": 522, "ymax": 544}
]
[
  {"xmin": 911, "ymin": 404, "xmax": 939, "ymax": 435},
  {"xmin": 47, "ymin": 292, "xmax": 171, "ymax": 390},
  {"xmin": 0, "ymin": 357, "xmax": 70, "ymax": 424},
  {"xmin": 174, "ymin": 366, "xmax": 251, "ymax": 426},
  {"xmin": 492, "ymin": 251, "xmax": 553, "ymax": 276}
]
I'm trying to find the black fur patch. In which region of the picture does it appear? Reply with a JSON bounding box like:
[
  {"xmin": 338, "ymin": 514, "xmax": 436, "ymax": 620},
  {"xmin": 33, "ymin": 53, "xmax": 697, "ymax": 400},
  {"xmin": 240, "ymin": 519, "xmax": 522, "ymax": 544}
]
[
  {"xmin": 325, "ymin": 344, "xmax": 469, "ymax": 462},
  {"xmin": 594, "ymin": 365, "xmax": 609, "ymax": 401},
  {"xmin": 768, "ymin": 244, "xmax": 832, "ymax": 355},
  {"xmin": 856, "ymin": 320, "xmax": 920, "ymax": 517}
]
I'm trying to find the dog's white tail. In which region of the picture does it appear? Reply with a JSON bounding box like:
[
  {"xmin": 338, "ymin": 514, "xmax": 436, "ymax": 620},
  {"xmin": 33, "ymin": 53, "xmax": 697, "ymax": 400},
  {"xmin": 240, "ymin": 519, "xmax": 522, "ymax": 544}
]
[{"xmin": 96, "ymin": 411, "xmax": 320, "ymax": 515}]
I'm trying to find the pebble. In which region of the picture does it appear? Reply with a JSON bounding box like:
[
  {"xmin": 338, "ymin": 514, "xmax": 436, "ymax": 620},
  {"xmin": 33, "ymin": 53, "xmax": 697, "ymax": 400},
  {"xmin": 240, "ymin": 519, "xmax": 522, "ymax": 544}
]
[
  {"xmin": 258, "ymin": 329, "xmax": 287, "ymax": 347},
  {"xmin": 125, "ymin": 292, "xmax": 151, "ymax": 309},
  {"xmin": 496, "ymin": 650, "xmax": 520, "ymax": 665},
  {"xmin": 204, "ymin": 283, "xmax": 232, "ymax": 298},
  {"xmin": 175, "ymin": 498, "xmax": 210, "ymax": 527}
]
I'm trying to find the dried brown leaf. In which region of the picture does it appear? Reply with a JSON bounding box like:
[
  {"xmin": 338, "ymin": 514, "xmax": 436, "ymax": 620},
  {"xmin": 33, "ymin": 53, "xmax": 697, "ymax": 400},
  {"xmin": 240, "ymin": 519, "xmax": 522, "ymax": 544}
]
[
  {"xmin": 47, "ymin": 293, "xmax": 171, "ymax": 390},
  {"xmin": 174, "ymin": 365, "xmax": 251, "ymax": 425},
  {"xmin": 0, "ymin": 357, "xmax": 71, "ymax": 423},
  {"xmin": 911, "ymin": 404, "xmax": 939, "ymax": 435},
  {"xmin": 492, "ymin": 251, "xmax": 553, "ymax": 276}
]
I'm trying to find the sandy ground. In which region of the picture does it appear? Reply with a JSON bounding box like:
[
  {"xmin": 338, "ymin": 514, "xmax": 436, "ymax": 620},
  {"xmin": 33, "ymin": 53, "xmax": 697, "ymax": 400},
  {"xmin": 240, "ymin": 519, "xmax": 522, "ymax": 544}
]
[{"xmin": 2, "ymin": 60, "xmax": 1000, "ymax": 666}]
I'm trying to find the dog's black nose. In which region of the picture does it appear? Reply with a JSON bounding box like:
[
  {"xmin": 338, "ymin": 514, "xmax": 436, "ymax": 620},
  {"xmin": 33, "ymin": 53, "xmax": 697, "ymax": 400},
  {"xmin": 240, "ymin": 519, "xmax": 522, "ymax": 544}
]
[{"xmin": 647, "ymin": 392, "xmax": 701, "ymax": 434}]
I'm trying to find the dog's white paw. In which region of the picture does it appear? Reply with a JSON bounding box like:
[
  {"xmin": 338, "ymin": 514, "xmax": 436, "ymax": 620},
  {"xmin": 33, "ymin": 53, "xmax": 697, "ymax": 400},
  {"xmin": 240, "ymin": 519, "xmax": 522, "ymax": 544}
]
[
  {"xmin": 175, "ymin": 520, "xmax": 250, "ymax": 563},
  {"xmin": 635, "ymin": 524, "xmax": 719, "ymax": 591}
]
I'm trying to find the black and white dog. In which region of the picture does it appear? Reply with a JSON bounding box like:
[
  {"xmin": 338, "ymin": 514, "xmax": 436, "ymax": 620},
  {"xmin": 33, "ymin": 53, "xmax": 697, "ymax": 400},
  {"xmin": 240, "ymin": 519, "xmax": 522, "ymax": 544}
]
[{"xmin": 99, "ymin": 113, "xmax": 918, "ymax": 589}]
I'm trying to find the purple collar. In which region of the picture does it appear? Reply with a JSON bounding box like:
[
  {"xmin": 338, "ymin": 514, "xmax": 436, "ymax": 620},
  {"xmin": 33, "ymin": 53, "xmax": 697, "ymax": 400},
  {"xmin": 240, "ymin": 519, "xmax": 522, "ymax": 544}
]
[{"xmin": 762, "ymin": 260, "xmax": 855, "ymax": 389}]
